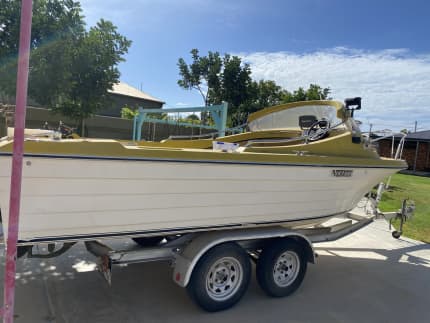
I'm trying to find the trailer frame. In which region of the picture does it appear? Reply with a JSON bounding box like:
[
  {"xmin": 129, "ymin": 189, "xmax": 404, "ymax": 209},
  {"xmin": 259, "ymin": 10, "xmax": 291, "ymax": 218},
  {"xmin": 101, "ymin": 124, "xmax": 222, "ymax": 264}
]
[{"xmin": 3, "ymin": 196, "xmax": 414, "ymax": 312}]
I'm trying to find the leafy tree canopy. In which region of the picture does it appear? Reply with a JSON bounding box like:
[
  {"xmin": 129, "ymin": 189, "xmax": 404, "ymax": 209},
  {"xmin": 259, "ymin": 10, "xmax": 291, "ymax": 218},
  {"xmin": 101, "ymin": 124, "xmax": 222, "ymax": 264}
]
[
  {"xmin": 0, "ymin": 0, "xmax": 131, "ymax": 127},
  {"xmin": 186, "ymin": 114, "xmax": 200, "ymax": 121},
  {"xmin": 0, "ymin": 0, "xmax": 84, "ymax": 99},
  {"xmin": 120, "ymin": 105, "xmax": 138, "ymax": 119},
  {"xmin": 177, "ymin": 49, "xmax": 331, "ymax": 127},
  {"xmin": 0, "ymin": 0, "xmax": 84, "ymax": 59},
  {"xmin": 177, "ymin": 49, "xmax": 222, "ymax": 106},
  {"xmin": 281, "ymin": 84, "xmax": 331, "ymax": 103},
  {"xmin": 177, "ymin": 50, "xmax": 254, "ymax": 108},
  {"xmin": 50, "ymin": 19, "xmax": 131, "ymax": 121}
]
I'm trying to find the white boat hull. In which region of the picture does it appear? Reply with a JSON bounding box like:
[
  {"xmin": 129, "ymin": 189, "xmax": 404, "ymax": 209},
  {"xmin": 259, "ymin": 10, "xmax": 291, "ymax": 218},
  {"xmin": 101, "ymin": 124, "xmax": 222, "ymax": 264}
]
[{"xmin": 0, "ymin": 156, "xmax": 398, "ymax": 243}]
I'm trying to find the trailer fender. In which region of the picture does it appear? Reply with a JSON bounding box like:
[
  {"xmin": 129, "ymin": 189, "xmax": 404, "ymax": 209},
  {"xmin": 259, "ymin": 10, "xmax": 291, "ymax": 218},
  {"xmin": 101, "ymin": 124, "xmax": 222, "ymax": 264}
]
[{"xmin": 172, "ymin": 227, "xmax": 315, "ymax": 287}]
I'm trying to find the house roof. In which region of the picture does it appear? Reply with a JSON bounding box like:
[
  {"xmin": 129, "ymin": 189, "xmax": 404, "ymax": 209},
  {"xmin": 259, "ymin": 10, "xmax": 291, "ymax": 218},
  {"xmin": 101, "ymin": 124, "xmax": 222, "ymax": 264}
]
[
  {"xmin": 405, "ymin": 130, "xmax": 430, "ymax": 141},
  {"xmin": 373, "ymin": 129, "xmax": 430, "ymax": 142},
  {"xmin": 108, "ymin": 82, "xmax": 164, "ymax": 104},
  {"xmin": 387, "ymin": 130, "xmax": 430, "ymax": 142}
]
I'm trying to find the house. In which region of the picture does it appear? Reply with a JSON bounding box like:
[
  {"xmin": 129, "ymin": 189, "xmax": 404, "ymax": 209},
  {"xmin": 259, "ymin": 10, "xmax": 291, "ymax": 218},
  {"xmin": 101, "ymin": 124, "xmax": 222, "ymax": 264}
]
[
  {"xmin": 377, "ymin": 130, "xmax": 430, "ymax": 171},
  {"xmin": 99, "ymin": 82, "xmax": 165, "ymax": 117},
  {"xmin": 1, "ymin": 81, "xmax": 164, "ymax": 117},
  {"xmin": 0, "ymin": 81, "xmax": 165, "ymax": 138}
]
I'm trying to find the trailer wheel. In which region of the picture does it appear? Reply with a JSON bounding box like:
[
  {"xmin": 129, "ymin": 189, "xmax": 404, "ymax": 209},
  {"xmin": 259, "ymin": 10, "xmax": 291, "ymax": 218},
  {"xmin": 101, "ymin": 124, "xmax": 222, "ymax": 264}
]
[
  {"xmin": 187, "ymin": 242, "xmax": 251, "ymax": 312},
  {"xmin": 256, "ymin": 239, "xmax": 307, "ymax": 297},
  {"xmin": 392, "ymin": 231, "xmax": 402, "ymax": 239},
  {"xmin": 132, "ymin": 236, "xmax": 163, "ymax": 247}
]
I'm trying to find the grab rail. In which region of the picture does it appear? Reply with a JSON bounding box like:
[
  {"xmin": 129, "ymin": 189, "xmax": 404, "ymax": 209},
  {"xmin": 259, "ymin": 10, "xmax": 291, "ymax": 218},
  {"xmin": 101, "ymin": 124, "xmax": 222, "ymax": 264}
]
[{"xmin": 370, "ymin": 132, "xmax": 406, "ymax": 160}]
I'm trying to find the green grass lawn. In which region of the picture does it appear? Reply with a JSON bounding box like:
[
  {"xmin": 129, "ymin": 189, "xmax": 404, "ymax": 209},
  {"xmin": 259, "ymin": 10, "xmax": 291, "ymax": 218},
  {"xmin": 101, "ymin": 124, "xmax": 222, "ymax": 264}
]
[{"xmin": 378, "ymin": 173, "xmax": 430, "ymax": 243}]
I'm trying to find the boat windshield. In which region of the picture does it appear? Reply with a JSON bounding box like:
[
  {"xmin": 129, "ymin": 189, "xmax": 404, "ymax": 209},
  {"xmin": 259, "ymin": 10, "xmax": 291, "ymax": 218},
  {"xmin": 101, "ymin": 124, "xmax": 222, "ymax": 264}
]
[{"xmin": 248, "ymin": 104, "xmax": 343, "ymax": 131}]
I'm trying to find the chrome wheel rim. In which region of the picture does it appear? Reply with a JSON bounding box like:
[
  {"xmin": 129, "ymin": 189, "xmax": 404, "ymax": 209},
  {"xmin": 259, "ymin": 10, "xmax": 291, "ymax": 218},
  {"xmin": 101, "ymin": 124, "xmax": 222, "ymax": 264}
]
[
  {"xmin": 273, "ymin": 251, "xmax": 300, "ymax": 287},
  {"xmin": 205, "ymin": 257, "xmax": 243, "ymax": 301}
]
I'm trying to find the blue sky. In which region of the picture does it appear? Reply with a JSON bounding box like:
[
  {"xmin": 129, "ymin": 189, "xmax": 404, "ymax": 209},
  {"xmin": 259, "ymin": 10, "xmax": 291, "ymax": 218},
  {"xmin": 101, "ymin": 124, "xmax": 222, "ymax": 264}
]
[{"xmin": 79, "ymin": 0, "xmax": 430, "ymax": 132}]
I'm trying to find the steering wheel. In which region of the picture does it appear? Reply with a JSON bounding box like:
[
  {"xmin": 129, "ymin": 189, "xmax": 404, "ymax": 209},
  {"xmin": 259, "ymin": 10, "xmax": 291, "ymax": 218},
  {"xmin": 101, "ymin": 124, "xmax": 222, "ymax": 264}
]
[{"xmin": 307, "ymin": 120, "xmax": 330, "ymax": 142}]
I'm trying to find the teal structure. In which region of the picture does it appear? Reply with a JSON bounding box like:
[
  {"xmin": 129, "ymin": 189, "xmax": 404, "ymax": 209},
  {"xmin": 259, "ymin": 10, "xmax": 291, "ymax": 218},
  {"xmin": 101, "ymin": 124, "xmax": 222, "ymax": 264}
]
[{"xmin": 133, "ymin": 102, "xmax": 228, "ymax": 141}]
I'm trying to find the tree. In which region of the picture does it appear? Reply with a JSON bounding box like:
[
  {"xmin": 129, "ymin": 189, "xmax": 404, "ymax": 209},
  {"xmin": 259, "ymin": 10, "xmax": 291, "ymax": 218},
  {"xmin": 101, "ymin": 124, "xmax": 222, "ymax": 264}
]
[
  {"xmin": 51, "ymin": 19, "xmax": 131, "ymax": 127},
  {"xmin": 120, "ymin": 105, "xmax": 138, "ymax": 119},
  {"xmin": 230, "ymin": 80, "xmax": 284, "ymax": 126},
  {"xmin": 281, "ymin": 84, "xmax": 331, "ymax": 103},
  {"xmin": 245, "ymin": 80, "xmax": 284, "ymax": 112},
  {"xmin": 0, "ymin": 1, "xmax": 131, "ymax": 134},
  {"xmin": 177, "ymin": 49, "xmax": 222, "ymax": 106},
  {"xmin": 178, "ymin": 49, "xmax": 254, "ymax": 126},
  {"xmin": 186, "ymin": 114, "xmax": 200, "ymax": 122},
  {"xmin": 177, "ymin": 49, "xmax": 332, "ymax": 128},
  {"xmin": 178, "ymin": 50, "xmax": 254, "ymax": 110},
  {"xmin": 0, "ymin": 0, "xmax": 84, "ymax": 99},
  {"xmin": 219, "ymin": 54, "xmax": 253, "ymax": 110}
]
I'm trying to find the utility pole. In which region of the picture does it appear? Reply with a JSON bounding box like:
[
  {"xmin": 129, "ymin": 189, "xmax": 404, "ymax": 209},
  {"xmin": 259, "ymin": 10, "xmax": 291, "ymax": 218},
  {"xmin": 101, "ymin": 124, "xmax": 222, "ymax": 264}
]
[{"xmin": 414, "ymin": 121, "xmax": 417, "ymax": 133}]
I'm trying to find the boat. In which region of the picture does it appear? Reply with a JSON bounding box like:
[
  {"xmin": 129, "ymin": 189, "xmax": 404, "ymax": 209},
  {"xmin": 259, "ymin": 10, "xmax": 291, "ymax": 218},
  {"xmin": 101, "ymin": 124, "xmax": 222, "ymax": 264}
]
[{"xmin": 0, "ymin": 98, "xmax": 406, "ymax": 245}]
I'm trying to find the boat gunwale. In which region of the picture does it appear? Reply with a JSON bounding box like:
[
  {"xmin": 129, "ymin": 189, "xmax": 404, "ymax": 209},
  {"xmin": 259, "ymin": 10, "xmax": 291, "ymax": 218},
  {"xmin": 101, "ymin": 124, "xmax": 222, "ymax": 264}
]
[{"xmin": 0, "ymin": 151, "xmax": 407, "ymax": 169}]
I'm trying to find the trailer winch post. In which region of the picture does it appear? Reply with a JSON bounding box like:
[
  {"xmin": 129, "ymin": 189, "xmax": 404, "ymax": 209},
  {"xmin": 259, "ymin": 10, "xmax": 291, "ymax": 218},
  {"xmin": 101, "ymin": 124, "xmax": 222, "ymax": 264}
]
[{"xmin": 1, "ymin": 1, "xmax": 33, "ymax": 322}]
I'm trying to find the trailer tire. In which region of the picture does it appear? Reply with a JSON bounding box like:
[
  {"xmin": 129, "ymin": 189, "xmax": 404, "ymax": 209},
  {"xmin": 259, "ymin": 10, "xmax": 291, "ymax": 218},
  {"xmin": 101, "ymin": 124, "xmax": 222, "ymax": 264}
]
[
  {"xmin": 187, "ymin": 242, "xmax": 251, "ymax": 312},
  {"xmin": 256, "ymin": 239, "xmax": 307, "ymax": 297},
  {"xmin": 392, "ymin": 231, "xmax": 402, "ymax": 239}
]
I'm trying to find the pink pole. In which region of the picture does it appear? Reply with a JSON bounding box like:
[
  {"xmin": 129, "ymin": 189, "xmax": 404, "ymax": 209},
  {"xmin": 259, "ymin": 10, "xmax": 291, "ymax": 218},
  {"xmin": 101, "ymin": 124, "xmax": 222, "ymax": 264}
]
[{"xmin": 2, "ymin": 1, "xmax": 33, "ymax": 322}]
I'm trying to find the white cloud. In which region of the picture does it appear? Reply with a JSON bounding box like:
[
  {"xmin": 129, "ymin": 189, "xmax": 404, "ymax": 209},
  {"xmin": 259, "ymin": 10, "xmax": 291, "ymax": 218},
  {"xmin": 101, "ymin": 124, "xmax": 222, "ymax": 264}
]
[{"xmin": 240, "ymin": 48, "xmax": 430, "ymax": 132}]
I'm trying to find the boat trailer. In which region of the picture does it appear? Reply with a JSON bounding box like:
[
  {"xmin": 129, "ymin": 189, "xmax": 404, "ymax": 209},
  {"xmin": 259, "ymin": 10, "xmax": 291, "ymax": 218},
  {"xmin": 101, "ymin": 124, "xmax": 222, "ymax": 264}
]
[
  {"xmin": 15, "ymin": 194, "xmax": 413, "ymax": 312},
  {"xmin": 3, "ymin": 192, "xmax": 414, "ymax": 312}
]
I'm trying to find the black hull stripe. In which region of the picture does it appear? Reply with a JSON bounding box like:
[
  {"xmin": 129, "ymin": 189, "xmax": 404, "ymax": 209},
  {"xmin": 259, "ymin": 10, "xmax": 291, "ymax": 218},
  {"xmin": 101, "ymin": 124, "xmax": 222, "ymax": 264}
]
[
  {"xmin": 0, "ymin": 152, "xmax": 405, "ymax": 169},
  {"xmin": 18, "ymin": 213, "xmax": 340, "ymax": 244}
]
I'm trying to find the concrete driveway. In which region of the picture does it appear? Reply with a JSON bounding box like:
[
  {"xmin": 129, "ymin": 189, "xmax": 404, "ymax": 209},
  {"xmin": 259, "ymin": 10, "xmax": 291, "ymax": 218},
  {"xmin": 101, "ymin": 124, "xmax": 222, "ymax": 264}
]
[{"xmin": 1, "ymin": 219, "xmax": 429, "ymax": 323}]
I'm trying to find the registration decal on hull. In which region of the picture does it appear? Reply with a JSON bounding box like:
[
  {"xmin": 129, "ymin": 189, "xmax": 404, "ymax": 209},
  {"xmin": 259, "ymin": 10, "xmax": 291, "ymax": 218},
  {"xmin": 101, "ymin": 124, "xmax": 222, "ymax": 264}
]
[{"xmin": 332, "ymin": 169, "xmax": 353, "ymax": 177}]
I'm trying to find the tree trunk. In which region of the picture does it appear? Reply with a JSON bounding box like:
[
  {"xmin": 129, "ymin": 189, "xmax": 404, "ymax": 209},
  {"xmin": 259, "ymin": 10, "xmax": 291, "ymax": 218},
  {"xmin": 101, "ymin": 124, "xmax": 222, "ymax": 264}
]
[{"xmin": 81, "ymin": 118, "xmax": 86, "ymax": 137}]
